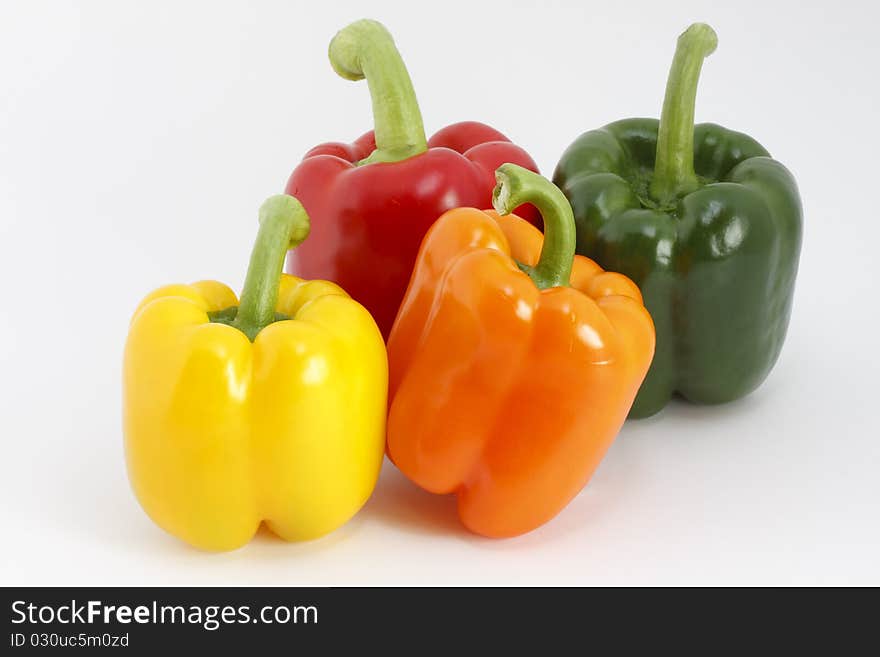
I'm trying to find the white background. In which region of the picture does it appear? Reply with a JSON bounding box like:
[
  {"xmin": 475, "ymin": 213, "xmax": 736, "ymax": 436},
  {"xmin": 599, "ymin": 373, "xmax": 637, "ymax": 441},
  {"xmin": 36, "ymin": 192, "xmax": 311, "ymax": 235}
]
[{"xmin": 1, "ymin": 0, "xmax": 878, "ymax": 586}]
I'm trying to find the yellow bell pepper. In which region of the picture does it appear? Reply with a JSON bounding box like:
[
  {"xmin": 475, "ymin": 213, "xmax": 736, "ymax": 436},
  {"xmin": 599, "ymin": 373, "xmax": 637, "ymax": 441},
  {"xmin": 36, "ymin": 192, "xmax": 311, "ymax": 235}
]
[{"xmin": 123, "ymin": 195, "xmax": 387, "ymax": 551}]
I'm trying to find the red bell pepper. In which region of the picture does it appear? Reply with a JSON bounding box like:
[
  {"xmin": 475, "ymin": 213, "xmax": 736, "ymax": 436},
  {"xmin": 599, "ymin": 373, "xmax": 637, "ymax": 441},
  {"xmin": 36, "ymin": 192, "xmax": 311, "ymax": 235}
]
[{"xmin": 284, "ymin": 19, "xmax": 539, "ymax": 337}]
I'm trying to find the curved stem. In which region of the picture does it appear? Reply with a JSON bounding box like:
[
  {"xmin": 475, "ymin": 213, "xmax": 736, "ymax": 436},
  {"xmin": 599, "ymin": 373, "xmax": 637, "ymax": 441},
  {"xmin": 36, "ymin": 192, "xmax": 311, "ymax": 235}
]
[
  {"xmin": 650, "ymin": 23, "xmax": 718, "ymax": 205},
  {"xmin": 492, "ymin": 164, "xmax": 575, "ymax": 289},
  {"xmin": 233, "ymin": 195, "xmax": 310, "ymax": 341},
  {"xmin": 329, "ymin": 19, "xmax": 427, "ymax": 164}
]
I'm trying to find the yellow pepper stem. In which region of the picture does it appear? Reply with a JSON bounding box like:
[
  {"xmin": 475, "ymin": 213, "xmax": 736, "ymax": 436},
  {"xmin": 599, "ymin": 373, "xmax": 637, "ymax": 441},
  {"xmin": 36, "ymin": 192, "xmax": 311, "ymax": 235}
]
[{"xmin": 233, "ymin": 195, "xmax": 310, "ymax": 340}]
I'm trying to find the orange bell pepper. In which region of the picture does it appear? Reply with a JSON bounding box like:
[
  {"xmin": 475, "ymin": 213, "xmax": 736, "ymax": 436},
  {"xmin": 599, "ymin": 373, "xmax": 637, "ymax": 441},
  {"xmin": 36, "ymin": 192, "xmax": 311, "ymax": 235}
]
[{"xmin": 386, "ymin": 164, "xmax": 655, "ymax": 538}]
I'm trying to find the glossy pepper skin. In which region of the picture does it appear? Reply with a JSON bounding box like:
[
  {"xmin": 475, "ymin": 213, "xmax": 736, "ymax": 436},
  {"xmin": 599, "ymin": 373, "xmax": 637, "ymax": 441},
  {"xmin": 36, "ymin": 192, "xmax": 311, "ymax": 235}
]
[
  {"xmin": 387, "ymin": 165, "xmax": 655, "ymax": 538},
  {"xmin": 553, "ymin": 24, "xmax": 802, "ymax": 418},
  {"xmin": 285, "ymin": 20, "xmax": 539, "ymax": 338},
  {"xmin": 124, "ymin": 196, "xmax": 387, "ymax": 551}
]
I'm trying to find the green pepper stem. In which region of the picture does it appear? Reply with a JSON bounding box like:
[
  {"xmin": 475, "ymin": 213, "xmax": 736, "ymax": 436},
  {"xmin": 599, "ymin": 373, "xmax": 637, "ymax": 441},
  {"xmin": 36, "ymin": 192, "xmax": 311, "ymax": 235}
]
[
  {"xmin": 492, "ymin": 164, "xmax": 575, "ymax": 290},
  {"xmin": 233, "ymin": 195, "xmax": 310, "ymax": 341},
  {"xmin": 329, "ymin": 19, "xmax": 427, "ymax": 164},
  {"xmin": 650, "ymin": 23, "xmax": 718, "ymax": 205}
]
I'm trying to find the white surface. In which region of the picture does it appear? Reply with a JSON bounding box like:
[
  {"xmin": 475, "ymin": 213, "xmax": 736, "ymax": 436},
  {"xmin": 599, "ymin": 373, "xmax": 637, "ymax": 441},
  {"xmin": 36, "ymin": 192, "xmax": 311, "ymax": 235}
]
[{"xmin": 1, "ymin": 0, "xmax": 878, "ymax": 586}]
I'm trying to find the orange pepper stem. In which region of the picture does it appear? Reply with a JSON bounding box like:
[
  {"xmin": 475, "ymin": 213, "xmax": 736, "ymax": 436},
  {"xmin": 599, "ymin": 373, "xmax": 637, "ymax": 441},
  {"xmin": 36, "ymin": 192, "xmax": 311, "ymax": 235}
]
[
  {"xmin": 232, "ymin": 195, "xmax": 310, "ymax": 341},
  {"xmin": 492, "ymin": 164, "xmax": 575, "ymax": 289}
]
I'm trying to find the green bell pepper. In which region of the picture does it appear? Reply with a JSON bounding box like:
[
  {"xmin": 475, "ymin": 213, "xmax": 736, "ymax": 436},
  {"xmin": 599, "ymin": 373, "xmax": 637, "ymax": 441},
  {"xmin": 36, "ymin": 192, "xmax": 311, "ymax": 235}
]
[{"xmin": 553, "ymin": 23, "xmax": 802, "ymax": 418}]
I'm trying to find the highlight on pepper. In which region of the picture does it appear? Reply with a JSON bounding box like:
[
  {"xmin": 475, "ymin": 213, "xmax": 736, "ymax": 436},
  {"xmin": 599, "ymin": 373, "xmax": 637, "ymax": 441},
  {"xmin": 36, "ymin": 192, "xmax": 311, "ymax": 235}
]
[
  {"xmin": 123, "ymin": 195, "xmax": 388, "ymax": 551},
  {"xmin": 385, "ymin": 164, "xmax": 655, "ymax": 538}
]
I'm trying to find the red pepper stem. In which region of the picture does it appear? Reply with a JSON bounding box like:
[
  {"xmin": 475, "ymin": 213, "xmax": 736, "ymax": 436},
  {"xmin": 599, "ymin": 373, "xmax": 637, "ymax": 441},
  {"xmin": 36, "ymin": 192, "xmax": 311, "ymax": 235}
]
[
  {"xmin": 329, "ymin": 20, "xmax": 427, "ymax": 165},
  {"xmin": 233, "ymin": 195, "xmax": 310, "ymax": 341},
  {"xmin": 650, "ymin": 23, "xmax": 718, "ymax": 205},
  {"xmin": 492, "ymin": 164, "xmax": 575, "ymax": 290}
]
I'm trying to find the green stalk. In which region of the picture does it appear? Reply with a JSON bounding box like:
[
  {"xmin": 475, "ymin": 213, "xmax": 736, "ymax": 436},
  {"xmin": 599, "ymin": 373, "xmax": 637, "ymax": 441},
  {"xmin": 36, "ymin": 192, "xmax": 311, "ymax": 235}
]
[
  {"xmin": 492, "ymin": 164, "xmax": 575, "ymax": 289},
  {"xmin": 231, "ymin": 195, "xmax": 310, "ymax": 341},
  {"xmin": 650, "ymin": 23, "xmax": 718, "ymax": 205},
  {"xmin": 329, "ymin": 20, "xmax": 427, "ymax": 164}
]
